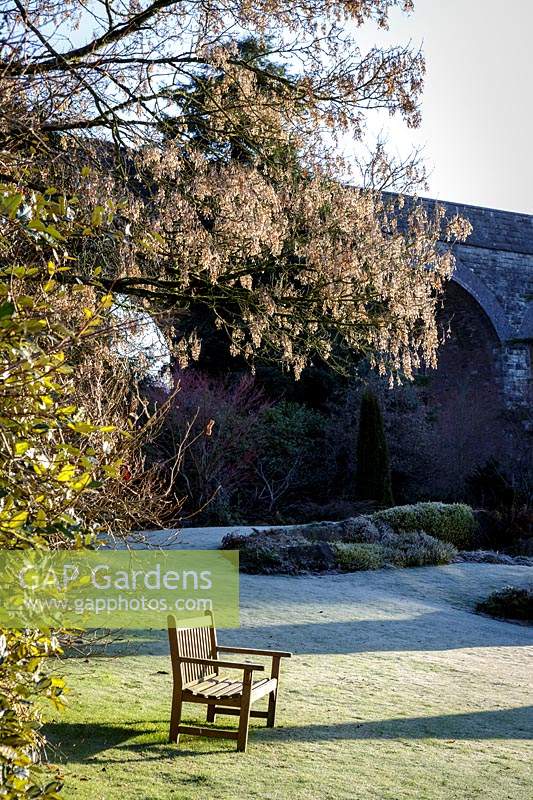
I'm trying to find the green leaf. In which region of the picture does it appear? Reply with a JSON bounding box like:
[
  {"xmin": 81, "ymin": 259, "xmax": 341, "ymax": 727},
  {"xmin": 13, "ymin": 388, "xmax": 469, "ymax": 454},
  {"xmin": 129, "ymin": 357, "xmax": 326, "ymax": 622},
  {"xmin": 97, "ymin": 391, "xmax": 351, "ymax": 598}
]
[
  {"xmin": 67, "ymin": 421, "xmax": 97, "ymax": 434},
  {"xmin": 57, "ymin": 405, "xmax": 77, "ymax": 415},
  {"xmin": 16, "ymin": 295, "xmax": 35, "ymax": 309},
  {"xmin": 91, "ymin": 205, "xmax": 104, "ymax": 227},
  {"xmin": 0, "ymin": 301, "xmax": 14, "ymax": 319},
  {"xmin": 27, "ymin": 218, "xmax": 47, "ymax": 232},
  {"xmin": 45, "ymin": 224, "xmax": 65, "ymax": 241},
  {"xmin": 56, "ymin": 464, "xmax": 76, "ymax": 482},
  {"xmin": 72, "ymin": 473, "xmax": 92, "ymax": 491},
  {"xmin": 6, "ymin": 511, "xmax": 28, "ymax": 528},
  {"xmin": 14, "ymin": 441, "xmax": 30, "ymax": 456},
  {"xmin": 0, "ymin": 191, "xmax": 23, "ymax": 218}
]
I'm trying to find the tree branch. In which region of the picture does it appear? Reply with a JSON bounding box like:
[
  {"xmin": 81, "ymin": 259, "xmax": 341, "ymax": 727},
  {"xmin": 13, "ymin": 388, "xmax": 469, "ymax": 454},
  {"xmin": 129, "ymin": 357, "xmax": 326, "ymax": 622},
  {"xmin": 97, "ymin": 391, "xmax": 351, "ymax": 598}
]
[{"xmin": 5, "ymin": 0, "xmax": 181, "ymax": 76}]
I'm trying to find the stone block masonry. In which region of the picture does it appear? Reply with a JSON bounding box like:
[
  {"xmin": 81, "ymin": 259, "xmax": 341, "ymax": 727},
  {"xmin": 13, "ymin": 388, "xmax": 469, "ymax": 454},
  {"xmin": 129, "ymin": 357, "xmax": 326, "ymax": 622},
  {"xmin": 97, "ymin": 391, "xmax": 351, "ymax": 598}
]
[{"xmin": 437, "ymin": 199, "xmax": 533, "ymax": 409}]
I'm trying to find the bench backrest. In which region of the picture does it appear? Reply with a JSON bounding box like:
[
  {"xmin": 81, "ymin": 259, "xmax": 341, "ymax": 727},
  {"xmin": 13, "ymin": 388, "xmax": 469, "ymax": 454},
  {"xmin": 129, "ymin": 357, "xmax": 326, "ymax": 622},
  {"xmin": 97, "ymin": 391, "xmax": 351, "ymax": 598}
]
[{"xmin": 167, "ymin": 612, "xmax": 218, "ymax": 689}]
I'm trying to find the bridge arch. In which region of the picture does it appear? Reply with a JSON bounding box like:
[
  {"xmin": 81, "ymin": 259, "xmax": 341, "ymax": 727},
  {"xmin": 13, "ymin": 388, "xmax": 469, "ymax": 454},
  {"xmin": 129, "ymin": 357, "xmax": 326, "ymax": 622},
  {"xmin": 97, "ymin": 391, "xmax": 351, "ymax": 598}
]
[{"xmin": 451, "ymin": 262, "xmax": 512, "ymax": 343}]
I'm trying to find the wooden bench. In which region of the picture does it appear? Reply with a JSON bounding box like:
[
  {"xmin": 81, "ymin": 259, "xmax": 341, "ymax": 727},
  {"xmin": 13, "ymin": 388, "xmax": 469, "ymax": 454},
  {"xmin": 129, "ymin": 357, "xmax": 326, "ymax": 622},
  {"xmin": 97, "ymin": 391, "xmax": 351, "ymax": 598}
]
[{"xmin": 167, "ymin": 612, "xmax": 291, "ymax": 752}]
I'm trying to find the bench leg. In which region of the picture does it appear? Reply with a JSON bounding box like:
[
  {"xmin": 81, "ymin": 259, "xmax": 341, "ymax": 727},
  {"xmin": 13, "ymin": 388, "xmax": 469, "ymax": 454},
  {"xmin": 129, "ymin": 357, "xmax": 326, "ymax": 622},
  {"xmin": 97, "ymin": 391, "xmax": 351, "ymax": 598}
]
[
  {"xmin": 206, "ymin": 704, "xmax": 216, "ymax": 723},
  {"xmin": 267, "ymin": 655, "xmax": 281, "ymax": 727},
  {"xmin": 237, "ymin": 672, "xmax": 252, "ymax": 752},
  {"xmin": 169, "ymin": 692, "xmax": 182, "ymax": 744},
  {"xmin": 267, "ymin": 689, "xmax": 277, "ymax": 728}
]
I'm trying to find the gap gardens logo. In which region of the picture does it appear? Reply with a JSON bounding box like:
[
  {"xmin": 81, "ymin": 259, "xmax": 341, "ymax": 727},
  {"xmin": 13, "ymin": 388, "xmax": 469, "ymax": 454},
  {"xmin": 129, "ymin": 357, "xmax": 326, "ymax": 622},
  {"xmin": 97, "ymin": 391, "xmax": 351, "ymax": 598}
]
[{"xmin": 0, "ymin": 549, "xmax": 239, "ymax": 629}]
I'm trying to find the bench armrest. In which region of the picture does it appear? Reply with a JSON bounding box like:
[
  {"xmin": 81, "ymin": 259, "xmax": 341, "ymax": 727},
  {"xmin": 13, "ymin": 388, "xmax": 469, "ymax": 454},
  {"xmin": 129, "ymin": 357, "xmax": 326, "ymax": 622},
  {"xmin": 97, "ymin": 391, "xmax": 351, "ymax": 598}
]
[
  {"xmin": 217, "ymin": 646, "xmax": 292, "ymax": 658},
  {"xmin": 179, "ymin": 656, "xmax": 264, "ymax": 672}
]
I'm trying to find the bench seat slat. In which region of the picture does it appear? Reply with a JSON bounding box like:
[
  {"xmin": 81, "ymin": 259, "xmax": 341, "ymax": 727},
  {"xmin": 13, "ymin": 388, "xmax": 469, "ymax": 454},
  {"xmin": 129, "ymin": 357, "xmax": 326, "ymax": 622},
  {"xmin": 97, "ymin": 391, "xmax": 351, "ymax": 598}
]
[
  {"xmin": 251, "ymin": 678, "xmax": 277, "ymax": 701},
  {"xmin": 183, "ymin": 675, "xmax": 277, "ymax": 700},
  {"xmin": 184, "ymin": 677, "xmax": 219, "ymax": 693},
  {"xmin": 207, "ymin": 680, "xmax": 244, "ymax": 698},
  {"xmin": 193, "ymin": 679, "xmax": 241, "ymax": 698}
]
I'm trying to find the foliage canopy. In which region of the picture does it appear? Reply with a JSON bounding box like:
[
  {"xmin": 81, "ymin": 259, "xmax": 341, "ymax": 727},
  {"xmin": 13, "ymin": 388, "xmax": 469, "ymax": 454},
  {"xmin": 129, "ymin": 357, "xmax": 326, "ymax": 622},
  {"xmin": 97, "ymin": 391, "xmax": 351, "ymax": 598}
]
[{"xmin": 1, "ymin": 0, "xmax": 471, "ymax": 381}]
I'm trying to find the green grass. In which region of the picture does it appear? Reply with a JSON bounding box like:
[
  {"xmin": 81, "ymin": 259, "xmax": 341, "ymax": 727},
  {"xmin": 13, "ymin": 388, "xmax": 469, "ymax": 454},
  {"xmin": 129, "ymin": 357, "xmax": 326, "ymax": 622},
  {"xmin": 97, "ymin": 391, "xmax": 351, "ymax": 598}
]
[{"xmin": 44, "ymin": 565, "xmax": 533, "ymax": 800}]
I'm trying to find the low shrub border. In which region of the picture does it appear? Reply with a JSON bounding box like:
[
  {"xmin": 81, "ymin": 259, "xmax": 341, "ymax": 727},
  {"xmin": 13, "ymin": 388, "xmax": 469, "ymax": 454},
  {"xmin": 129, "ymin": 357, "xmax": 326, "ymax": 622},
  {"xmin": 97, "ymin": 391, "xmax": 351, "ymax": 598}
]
[
  {"xmin": 332, "ymin": 542, "xmax": 386, "ymax": 571},
  {"xmin": 476, "ymin": 585, "xmax": 533, "ymax": 622},
  {"xmin": 221, "ymin": 503, "xmax": 463, "ymax": 574},
  {"xmin": 371, "ymin": 502, "xmax": 479, "ymax": 549}
]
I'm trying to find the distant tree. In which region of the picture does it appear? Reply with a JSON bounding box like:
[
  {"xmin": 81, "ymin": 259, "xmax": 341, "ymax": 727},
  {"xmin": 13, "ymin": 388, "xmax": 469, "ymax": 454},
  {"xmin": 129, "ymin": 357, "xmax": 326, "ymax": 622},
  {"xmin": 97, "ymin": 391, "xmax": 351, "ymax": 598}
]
[{"xmin": 356, "ymin": 389, "xmax": 394, "ymax": 506}]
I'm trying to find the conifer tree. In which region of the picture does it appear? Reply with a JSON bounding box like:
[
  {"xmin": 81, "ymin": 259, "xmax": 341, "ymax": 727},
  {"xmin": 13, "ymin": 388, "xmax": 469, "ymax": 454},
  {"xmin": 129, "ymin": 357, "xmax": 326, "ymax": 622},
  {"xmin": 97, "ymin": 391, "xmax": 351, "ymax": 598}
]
[{"xmin": 356, "ymin": 389, "xmax": 394, "ymax": 506}]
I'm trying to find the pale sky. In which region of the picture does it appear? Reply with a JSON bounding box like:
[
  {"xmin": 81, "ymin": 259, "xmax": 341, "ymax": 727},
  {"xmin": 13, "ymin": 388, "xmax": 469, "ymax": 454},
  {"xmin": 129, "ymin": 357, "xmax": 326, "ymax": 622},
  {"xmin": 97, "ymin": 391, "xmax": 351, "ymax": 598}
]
[
  {"xmin": 347, "ymin": 0, "xmax": 533, "ymax": 214},
  {"xmin": 55, "ymin": 1, "xmax": 532, "ymax": 213}
]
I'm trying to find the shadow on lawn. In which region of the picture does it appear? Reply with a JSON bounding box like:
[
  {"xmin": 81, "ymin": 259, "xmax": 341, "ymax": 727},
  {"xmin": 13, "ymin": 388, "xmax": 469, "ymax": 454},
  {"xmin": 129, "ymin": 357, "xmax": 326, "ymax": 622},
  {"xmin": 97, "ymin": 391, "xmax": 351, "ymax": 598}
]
[
  {"xmin": 44, "ymin": 720, "xmax": 215, "ymax": 763},
  {"xmin": 45, "ymin": 706, "xmax": 533, "ymax": 765},
  {"xmin": 69, "ymin": 607, "xmax": 533, "ymax": 660},
  {"xmin": 237, "ymin": 613, "xmax": 533, "ymax": 655},
  {"xmin": 263, "ymin": 705, "xmax": 533, "ymax": 743}
]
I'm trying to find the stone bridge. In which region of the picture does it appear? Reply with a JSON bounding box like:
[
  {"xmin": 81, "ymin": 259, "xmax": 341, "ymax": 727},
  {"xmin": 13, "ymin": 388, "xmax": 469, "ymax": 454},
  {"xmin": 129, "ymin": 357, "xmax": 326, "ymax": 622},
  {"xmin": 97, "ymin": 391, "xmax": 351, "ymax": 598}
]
[
  {"xmin": 381, "ymin": 198, "xmax": 532, "ymax": 498},
  {"xmin": 441, "ymin": 199, "xmax": 533, "ymax": 409}
]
